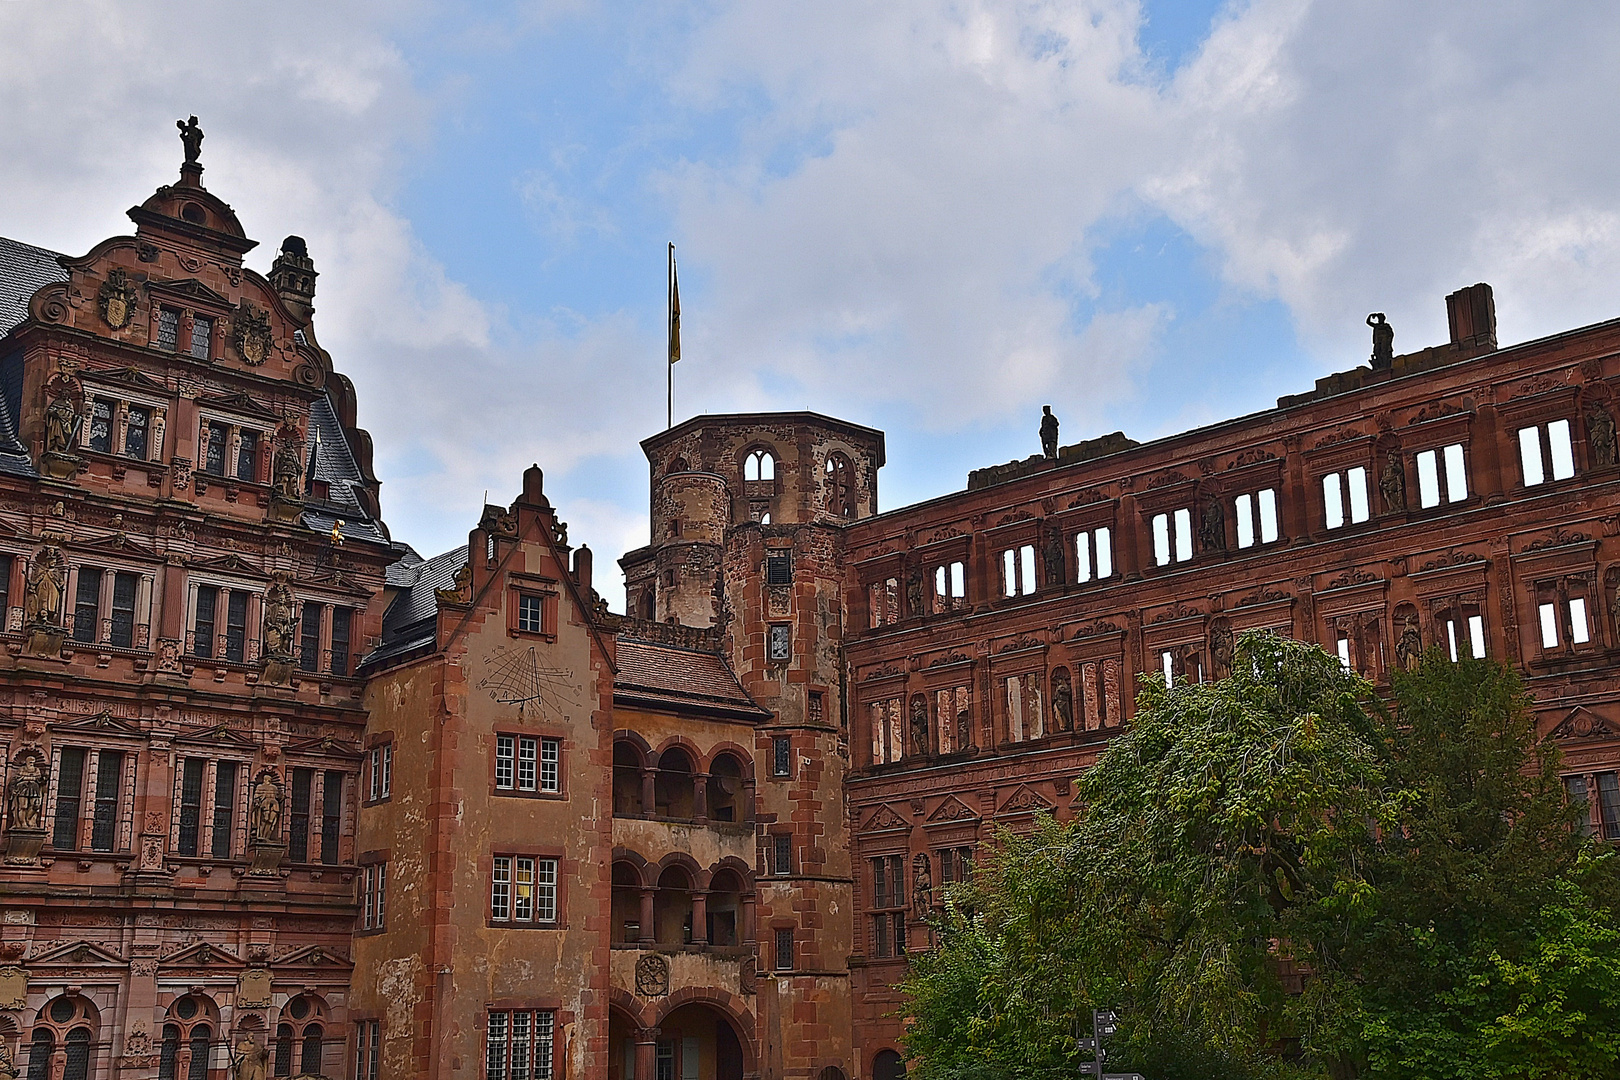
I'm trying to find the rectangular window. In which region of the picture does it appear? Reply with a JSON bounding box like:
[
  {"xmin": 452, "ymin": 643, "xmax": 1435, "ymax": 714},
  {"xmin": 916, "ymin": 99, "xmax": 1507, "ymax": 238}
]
[
  {"xmin": 871, "ymin": 854, "xmax": 902, "ymax": 908},
  {"xmin": 299, "ymin": 601, "xmax": 322, "ymax": 672},
  {"xmin": 486, "ymin": 1011, "xmax": 554, "ymax": 1080},
  {"xmin": 1566, "ymin": 775, "xmax": 1594, "ymax": 836},
  {"xmin": 869, "ymin": 698, "xmax": 903, "ymax": 764},
  {"xmin": 774, "ymin": 833, "xmax": 792, "ymax": 876},
  {"xmin": 321, "ymin": 770, "xmax": 343, "ymax": 865},
  {"xmin": 203, "ymin": 423, "xmax": 227, "ymax": 476},
  {"xmin": 1074, "ymin": 526, "xmax": 1113, "ymax": 583},
  {"xmin": 772, "ymin": 736, "xmax": 791, "ymax": 777},
  {"xmin": 156, "ymin": 307, "xmax": 180, "ymax": 351},
  {"xmin": 1540, "ymin": 601, "xmax": 1560, "ymax": 649},
  {"xmin": 88, "ymin": 398, "xmax": 114, "ymax": 454},
  {"xmin": 1161, "ymin": 649, "xmax": 1176, "ymax": 688},
  {"xmin": 1001, "ymin": 544, "xmax": 1037, "ymax": 597},
  {"xmin": 176, "ymin": 756, "xmax": 205, "ymax": 857},
  {"xmin": 224, "ymin": 589, "xmax": 248, "ymax": 663},
  {"xmin": 53, "ymin": 748, "xmax": 87, "ymax": 850},
  {"xmin": 109, "ymin": 571, "xmax": 137, "ymax": 649},
  {"xmin": 1417, "ymin": 444, "xmax": 1468, "ymax": 508},
  {"xmin": 496, "ymin": 735, "xmax": 516, "ymax": 790},
  {"xmin": 1600, "ymin": 773, "xmax": 1620, "ymax": 842},
  {"xmin": 765, "ymin": 552, "xmax": 793, "ymax": 585},
  {"xmin": 355, "ymin": 1020, "xmax": 380, "ymax": 1080},
  {"xmin": 492, "ymin": 856, "xmax": 512, "ymax": 920},
  {"xmin": 125, "ymin": 405, "xmax": 151, "ymax": 460},
  {"xmin": 362, "ymin": 863, "xmax": 387, "ymax": 931},
  {"xmin": 1322, "ymin": 467, "xmax": 1370, "ymax": 530},
  {"xmin": 211, "ymin": 760, "xmax": 237, "ymax": 859},
  {"xmin": 1235, "ymin": 489, "xmax": 1280, "ymax": 549},
  {"xmin": 534, "ymin": 857, "xmax": 558, "ymax": 922},
  {"xmin": 808, "ymin": 690, "xmax": 824, "ymax": 725},
  {"xmin": 1571, "ymin": 597, "xmax": 1592, "ymax": 645},
  {"xmin": 894, "ymin": 912, "xmax": 908, "ymax": 955},
  {"xmin": 1336, "ymin": 635, "xmax": 1352, "ymax": 672},
  {"xmin": 517, "ymin": 593, "xmax": 544, "ymax": 634},
  {"xmin": 1151, "ymin": 510, "xmax": 1194, "ymax": 566},
  {"xmin": 872, "ymin": 912, "xmax": 890, "ymax": 958},
  {"xmin": 932, "ymin": 561, "xmax": 967, "ymax": 611},
  {"xmin": 869, "ymin": 577, "xmax": 900, "ymax": 627},
  {"xmin": 1519, "ymin": 421, "xmax": 1576, "ymax": 487},
  {"xmin": 189, "ymin": 315, "xmax": 213, "ymax": 360},
  {"xmin": 236, "ymin": 428, "xmax": 257, "ymax": 481},
  {"xmin": 517, "ymin": 737, "xmax": 538, "ymax": 791},
  {"xmin": 490, "ymin": 856, "xmax": 558, "ymax": 923},
  {"xmin": 539, "ymin": 738, "xmax": 560, "ymax": 794},
  {"xmin": 369, "ymin": 744, "xmax": 392, "ymax": 802},
  {"xmin": 775, "ymin": 927, "xmax": 795, "ymax": 971},
  {"xmin": 90, "ymin": 750, "xmax": 123, "ymax": 852},
  {"xmin": 1469, "ymin": 614, "xmax": 1487, "ymax": 660},
  {"xmin": 72, "ymin": 567, "xmax": 102, "ymax": 644},
  {"xmin": 330, "ymin": 608, "xmax": 352, "ymax": 676},
  {"xmin": 194, "ymin": 585, "xmax": 218, "ymax": 659},
  {"xmin": 289, "ymin": 768, "xmax": 313, "ymax": 863},
  {"xmin": 768, "ymin": 623, "xmax": 791, "ymax": 661}
]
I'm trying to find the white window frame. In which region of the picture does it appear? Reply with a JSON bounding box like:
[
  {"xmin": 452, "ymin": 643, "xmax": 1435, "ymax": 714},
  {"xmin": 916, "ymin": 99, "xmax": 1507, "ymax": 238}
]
[
  {"xmin": 362, "ymin": 862, "xmax": 387, "ymax": 930},
  {"xmin": 368, "ymin": 744, "xmax": 392, "ymax": 802}
]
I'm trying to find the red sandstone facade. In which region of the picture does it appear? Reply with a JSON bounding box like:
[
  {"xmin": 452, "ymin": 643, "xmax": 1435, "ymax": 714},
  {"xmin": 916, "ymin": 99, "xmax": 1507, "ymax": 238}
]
[
  {"xmin": 8, "ymin": 129, "xmax": 1620, "ymax": 1080},
  {"xmin": 0, "ymin": 139, "xmax": 391, "ymax": 1078}
]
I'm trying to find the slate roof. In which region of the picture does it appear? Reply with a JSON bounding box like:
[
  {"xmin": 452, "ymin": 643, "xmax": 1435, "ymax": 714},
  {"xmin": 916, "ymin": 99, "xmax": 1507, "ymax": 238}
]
[
  {"xmin": 362, "ymin": 544, "xmax": 468, "ymax": 668},
  {"xmin": 613, "ymin": 637, "xmax": 770, "ymax": 720},
  {"xmin": 0, "ymin": 236, "xmax": 68, "ymax": 339},
  {"xmin": 301, "ymin": 394, "xmax": 388, "ymax": 544}
]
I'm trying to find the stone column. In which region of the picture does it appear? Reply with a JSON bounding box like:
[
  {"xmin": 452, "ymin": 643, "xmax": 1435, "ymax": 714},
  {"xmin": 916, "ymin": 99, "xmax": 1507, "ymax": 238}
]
[
  {"xmin": 640, "ymin": 768, "xmax": 656, "ymax": 818},
  {"xmin": 691, "ymin": 888, "xmax": 708, "ymax": 947},
  {"xmin": 634, "ymin": 1028, "xmax": 659, "ymax": 1080},
  {"xmin": 638, "ymin": 887, "xmax": 656, "ymax": 944},
  {"xmin": 741, "ymin": 893, "xmax": 756, "ymax": 944},
  {"xmin": 692, "ymin": 773, "xmax": 708, "ymax": 824}
]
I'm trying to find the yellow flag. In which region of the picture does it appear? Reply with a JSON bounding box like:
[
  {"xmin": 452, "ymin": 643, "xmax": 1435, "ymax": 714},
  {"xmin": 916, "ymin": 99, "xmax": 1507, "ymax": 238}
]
[{"xmin": 668, "ymin": 243, "xmax": 681, "ymax": 365}]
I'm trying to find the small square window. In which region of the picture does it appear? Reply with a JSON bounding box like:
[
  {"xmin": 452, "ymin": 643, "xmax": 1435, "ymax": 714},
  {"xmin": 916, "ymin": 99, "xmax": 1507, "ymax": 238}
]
[{"xmin": 517, "ymin": 594, "xmax": 544, "ymax": 635}]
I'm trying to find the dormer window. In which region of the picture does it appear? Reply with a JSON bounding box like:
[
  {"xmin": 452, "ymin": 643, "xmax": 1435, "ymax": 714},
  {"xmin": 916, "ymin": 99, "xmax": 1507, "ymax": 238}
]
[
  {"xmin": 156, "ymin": 307, "xmax": 181, "ymax": 351},
  {"xmin": 190, "ymin": 315, "xmax": 214, "ymax": 360}
]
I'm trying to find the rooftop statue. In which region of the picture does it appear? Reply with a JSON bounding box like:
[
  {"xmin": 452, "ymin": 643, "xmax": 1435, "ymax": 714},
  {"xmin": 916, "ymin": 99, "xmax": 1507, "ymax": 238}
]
[
  {"xmin": 1040, "ymin": 405, "xmax": 1059, "ymax": 460},
  {"xmin": 177, "ymin": 115, "xmax": 204, "ymax": 164},
  {"xmin": 1368, "ymin": 312, "xmax": 1394, "ymax": 370}
]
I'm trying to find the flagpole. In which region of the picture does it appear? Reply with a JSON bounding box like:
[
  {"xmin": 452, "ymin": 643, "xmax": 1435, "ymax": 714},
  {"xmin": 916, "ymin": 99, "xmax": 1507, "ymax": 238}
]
[{"xmin": 667, "ymin": 243, "xmax": 674, "ymax": 430}]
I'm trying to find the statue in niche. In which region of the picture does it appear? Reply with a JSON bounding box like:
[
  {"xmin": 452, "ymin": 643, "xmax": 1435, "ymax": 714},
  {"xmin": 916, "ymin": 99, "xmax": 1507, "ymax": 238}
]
[
  {"xmin": 229, "ymin": 1036, "xmax": 269, "ymax": 1080},
  {"xmin": 912, "ymin": 852, "xmax": 933, "ymax": 910},
  {"xmin": 1589, "ymin": 407, "xmax": 1618, "ymax": 468},
  {"xmin": 24, "ymin": 545, "xmax": 66, "ymax": 627},
  {"xmin": 1395, "ymin": 614, "xmax": 1422, "ymax": 672},
  {"xmin": 6, "ymin": 755, "xmax": 44, "ymax": 832},
  {"xmin": 909, "ymin": 696, "xmax": 930, "ymax": 758},
  {"xmin": 1040, "ymin": 406, "xmax": 1060, "ymax": 460},
  {"xmin": 249, "ymin": 771, "xmax": 283, "ymax": 845},
  {"xmin": 1367, "ymin": 312, "xmax": 1394, "ymax": 370},
  {"xmin": 177, "ymin": 116, "xmax": 204, "ymax": 164},
  {"xmin": 1380, "ymin": 451, "xmax": 1406, "ymax": 513},
  {"xmin": 1201, "ymin": 495, "xmax": 1226, "ymax": 553},
  {"xmin": 0, "ymin": 1040, "xmax": 17, "ymax": 1080},
  {"xmin": 1209, "ymin": 621, "xmax": 1235, "ymax": 678},
  {"xmin": 906, "ymin": 569, "xmax": 924, "ymax": 619},
  {"xmin": 1050, "ymin": 670, "xmax": 1073, "ymax": 732},
  {"xmin": 1044, "ymin": 526, "xmax": 1065, "ymax": 586},
  {"xmin": 260, "ymin": 577, "xmax": 296, "ymax": 662},
  {"xmin": 44, "ymin": 385, "xmax": 81, "ymax": 457},
  {"xmin": 272, "ymin": 433, "xmax": 304, "ymax": 501}
]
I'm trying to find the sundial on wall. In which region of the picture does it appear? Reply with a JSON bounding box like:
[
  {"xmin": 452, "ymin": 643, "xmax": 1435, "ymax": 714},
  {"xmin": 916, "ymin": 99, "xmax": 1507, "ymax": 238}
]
[{"xmin": 476, "ymin": 646, "xmax": 581, "ymax": 719}]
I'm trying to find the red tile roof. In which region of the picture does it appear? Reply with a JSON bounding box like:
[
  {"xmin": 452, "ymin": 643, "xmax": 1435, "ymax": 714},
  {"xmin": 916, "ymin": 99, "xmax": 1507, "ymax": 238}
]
[{"xmin": 613, "ymin": 637, "xmax": 770, "ymax": 720}]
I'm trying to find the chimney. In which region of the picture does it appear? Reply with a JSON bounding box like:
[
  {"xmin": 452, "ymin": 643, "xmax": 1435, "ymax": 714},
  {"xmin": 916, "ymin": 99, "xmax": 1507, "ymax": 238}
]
[
  {"xmin": 1446, "ymin": 283, "xmax": 1496, "ymax": 353},
  {"xmin": 521, "ymin": 464, "xmax": 549, "ymax": 508},
  {"xmin": 573, "ymin": 545, "xmax": 593, "ymax": 593},
  {"xmin": 269, "ymin": 235, "xmax": 318, "ymax": 326}
]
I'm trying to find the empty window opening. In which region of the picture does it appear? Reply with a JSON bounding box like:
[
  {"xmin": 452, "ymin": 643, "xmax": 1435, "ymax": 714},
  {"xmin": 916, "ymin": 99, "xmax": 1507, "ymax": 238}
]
[
  {"xmin": 1151, "ymin": 509, "xmax": 1194, "ymax": 566},
  {"xmin": 869, "ymin": 699, "xmax": 903, "ymax": 765},
  {"xmin": 826, "ymin": 452, "xmax": 857, "ymax": 516},
  {"xmin": 1001, "ymin": 544, "xmax": 1036, "ymax": 597},
  {"xmin": 1322, "ymin": 468, "xmax": 1370, "ymax": 529},
  {"xmin": 1235, "ymin": 489, "xmax": 1280, "ymax": 549},
  {"xmin": 1416, "ymin": 444, "xmax": 1468, "ymax": 508},
  {"xmin": 744, "ymin": 450, "xmax": 776, "ymax": 482},
  {"xmin": 932, "ymin": 562, "xmax": 966, "ymax": 612},
  {"xmin": 1074, "ymin": 527, "xmax": 1112, "ymax": 583},
  {"xmin": 869, "ymin": 577, "xmax": 900, "ymax": 628},
  {"xmin": 1519, "ymin": 420, "xmax": 1576, "ymax": 487}
]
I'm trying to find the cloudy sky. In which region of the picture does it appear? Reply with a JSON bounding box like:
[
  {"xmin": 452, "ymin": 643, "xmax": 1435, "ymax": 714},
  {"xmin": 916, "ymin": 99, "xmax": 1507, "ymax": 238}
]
[{"xmin": 3, "ymin": 1, "xmax": 1619, "ymax": 607}]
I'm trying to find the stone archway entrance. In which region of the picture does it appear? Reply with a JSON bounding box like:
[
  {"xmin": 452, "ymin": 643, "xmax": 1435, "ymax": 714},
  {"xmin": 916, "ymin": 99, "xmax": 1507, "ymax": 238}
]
[{"xmin": 612, "ymin": 999, "xmax": 749, "ymax": 1080}]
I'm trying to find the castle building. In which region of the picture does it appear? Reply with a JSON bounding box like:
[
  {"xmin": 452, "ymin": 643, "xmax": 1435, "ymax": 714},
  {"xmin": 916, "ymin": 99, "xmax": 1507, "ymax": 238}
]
[
  {"xmin": 0, "ymin": 127, "xmax": 392, "ymax": 1079},
  {"xmin": 5, "ymin": 125, "xmax": 1620, "ymax": 1080}
]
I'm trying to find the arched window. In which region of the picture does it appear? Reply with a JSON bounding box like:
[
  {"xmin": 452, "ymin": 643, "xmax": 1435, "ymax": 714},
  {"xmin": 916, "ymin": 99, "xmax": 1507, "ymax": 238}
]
[
  {"xmin": 612, "ymin": 740, "xmax": 645, "ymax": 816},
  {"xmin": 275, "ymin": 996, "xmax": 326, "ymax": 1077},
  {"xmin": 159, "ymin": 994, "xmax": 217, "ymax": 1080},
  {"xmin": 818, "ymin": 1068, "xmax": 848, "ymax": 1080},
  {"xmin": 825, "ymin": 453, "xmax": 855, "ymax": 517},
  {"xmin": 744, "ymin": 450, "xmax": 775, "ymax": 482},
  {"xmin": 706, "ymin": 752, "xmax": 748, "ymax": 822},
  {"xmin": 654, "ymin": 747, "xmax": 695, "ymax": 820},
  {"xmin": 667, "ymin": 456, "xmax": 690, "ymax": 475},
  {"xmin": 873, "ymin": 1048, "xmax": 906, "ymax": 1080},
  {"xmin": 31, "ymin": 996, "xmax": 98, "ymax": 1080}
]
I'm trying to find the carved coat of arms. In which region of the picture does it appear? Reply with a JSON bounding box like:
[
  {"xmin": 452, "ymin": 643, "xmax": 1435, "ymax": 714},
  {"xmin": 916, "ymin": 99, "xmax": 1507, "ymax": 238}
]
[
  {"xmin": 98, "ymin": 268, "xmax": 139, "ymax": 330},
  {"xmin": 233, "ymin": 304, "xmax": 273, "ymax": 365}
]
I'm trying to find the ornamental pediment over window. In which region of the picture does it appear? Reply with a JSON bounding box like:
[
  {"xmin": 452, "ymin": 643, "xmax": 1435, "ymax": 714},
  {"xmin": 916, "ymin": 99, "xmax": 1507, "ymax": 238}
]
[
  {"xmin": 173, "ymin": 721, "xmax": 258, "ymax": 749},
  {"xmin": 195, "ymin": 390, "xmax": 281, "ymax": 420},
  {"xmin": 49, "ymin": 709, "xmax": 145, "ymax": 739},
  {"xmin": 86, "ymin": 365, "xmax": 171, "ymax": 395},
  {"xmin": 1549, "ymin": 706, "xmax": 1616, "ymax": 742},
  {"xmin": 860, "ymin": 804, "xmax": 911, "ymax": 833},
  {"xmin": 29, "ymin": 940, "xmax": 129, "ymax": 967},
  {"xmin": 924, "ymin": 795, "xmax": 979, "ymax": 825},
  {"xmin": 282, "ymin": 733, "xmax": 363, "ymax": 759},
  {"xmin": 185, "ymin": 552, "xmax": 269, "ymax": 581},
  {"xmin": 160, "ymin": 940, "xmax": 244, "ymax": 970},
  {"xmin": 270, "ymin": 944, "xmax": 353, "ymax": 971},
  {"xmin": 147, "ymin": 277, "xmax": 232, "ymax": 308},
  {"xmin": 995, "ymin": 784, "xmax": 1053, "ymax": 818}
]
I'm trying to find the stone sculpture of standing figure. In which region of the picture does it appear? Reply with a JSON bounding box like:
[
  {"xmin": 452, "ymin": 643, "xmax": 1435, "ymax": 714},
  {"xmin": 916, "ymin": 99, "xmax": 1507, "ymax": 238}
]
[
  {"xmin": 909, "ymin": 697, "xmax": 930, "ymax": 759},
  {"xmin": 229, "ymin": 1036, "xmax": 269, "ymax": 1080},
  {"xmin": 6, "ymin": 756, "xmax": 44, "ymax": 831},
  {"xmin": 25, "ymin": 546, "xmax": 66, "ymax": 627},
  {"xmin": 1589, "ymin": 406, "xmax": 1618, "ymax": 468},
  {"xmin": 1381, "ymin": 451, "xmax": 1407, "ymax": 513},
  {"xmin": 1368, "ymin": 312, "xmax": 1394, "ymax": 370},
  {"xmin": 250, "ymin": 772, "xmax": 283, "ymax": 845},
  {"xmin": 1040, "ymin": 406, "xmax": 1059, "ymax": 459},
  {"xmin": 178, "ymin": 116, "xmax": 204, "ymax": 163},
  {"xmin": 1051, "ymin": 671, "xmax": 1073, "ymax": 732}
]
